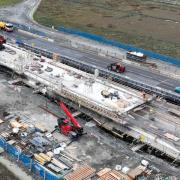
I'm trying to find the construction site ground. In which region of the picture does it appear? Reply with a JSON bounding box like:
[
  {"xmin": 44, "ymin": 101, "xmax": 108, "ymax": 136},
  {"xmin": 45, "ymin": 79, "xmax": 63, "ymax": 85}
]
[
  {"xmin": 34, "ymin": 0, "xmax": 180, "ymax": 59},
  {"xmin": 0, "ymin": 72, "xmax": 179, "ymax": 177},
  {"xmin": 0, "ymin": 161, "xmax": 20, "ymax": 180},
  {"xmin": 0, "ymin": 1, "xmax": 179, "ymax": 179}
]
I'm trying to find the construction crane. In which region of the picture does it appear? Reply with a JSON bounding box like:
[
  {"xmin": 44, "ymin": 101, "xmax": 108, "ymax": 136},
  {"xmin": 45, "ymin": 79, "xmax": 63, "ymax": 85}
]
[{"xmin": 57, "ymin": 101, "xmax": 83, "ymax": 139}]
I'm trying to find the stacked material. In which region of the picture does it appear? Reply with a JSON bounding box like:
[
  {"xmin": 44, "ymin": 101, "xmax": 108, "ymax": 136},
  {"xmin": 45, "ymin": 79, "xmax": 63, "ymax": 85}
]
[
  {"xmin": 34, "ymin": 154, "xmax": 47, "ymax": 165},
  {"xmin": 128, "ymin": 165, "xmax": 146, "ymax": 179},
  {"xmin": 64, "ymin": 165, "xmax": 96, "ymax": 180},
  {"xmin": 97, "ymin": 169, "xmax": 132, "ymax": 180},
  {"xmin": 51, "ymin": 158, "xmax": 69, "ymax": 170}
]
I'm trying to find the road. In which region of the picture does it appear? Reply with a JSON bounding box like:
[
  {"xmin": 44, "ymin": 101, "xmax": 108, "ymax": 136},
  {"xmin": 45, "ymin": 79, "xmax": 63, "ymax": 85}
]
[{"xmin": 1, "ymin": 30, "xmax": 180, "ymax": 94}]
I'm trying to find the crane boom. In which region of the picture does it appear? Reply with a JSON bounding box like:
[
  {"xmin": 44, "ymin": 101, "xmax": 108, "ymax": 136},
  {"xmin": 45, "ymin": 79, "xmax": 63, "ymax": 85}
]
[{"xmin": 58, "ymin": 101, "xmax": 82, "ymax": 129}]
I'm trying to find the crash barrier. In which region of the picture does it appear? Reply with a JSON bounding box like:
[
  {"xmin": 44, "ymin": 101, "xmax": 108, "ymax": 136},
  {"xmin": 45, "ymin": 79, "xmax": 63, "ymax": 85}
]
[
  {"xmin": 4, "ymin": 21, "xmax": 180, "ymax": 66},
  {"xmin": 0, "ymin": 138, "xmax": 60, "ymax": 180},
  {"xmin": 17, "ymin": 42, "xmax": 180, "ymax": 104},
  {"xmin": 58, "ymin": 27, "xmax": 180, "ymax": 67}
]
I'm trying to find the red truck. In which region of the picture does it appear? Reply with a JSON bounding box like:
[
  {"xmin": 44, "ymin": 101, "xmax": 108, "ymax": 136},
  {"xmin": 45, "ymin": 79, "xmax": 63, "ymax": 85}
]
[
  {"xmin": 0, "ymin": 35, "xmax": 6, "ymax": 50},
  {"xmin": 0, "ymin": 35, "xmax": 6, "ymax": 44},
  {"xmin": 107, "ymin": 62, "xmax": 125, "ymax": 73}
]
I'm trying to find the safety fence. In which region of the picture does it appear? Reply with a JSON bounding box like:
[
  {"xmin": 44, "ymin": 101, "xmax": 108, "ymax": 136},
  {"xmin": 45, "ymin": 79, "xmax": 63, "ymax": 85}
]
[
  {"xmin": 0, "ymin": 138, "xmax": 60, "ymax": 180},
  {"xmin": 58, "ymin": 27, "xmax": 180, "ymax": 66},
  {"xmin": 4, "ymin": 21, "xmax": 180, "ymax": 66}
]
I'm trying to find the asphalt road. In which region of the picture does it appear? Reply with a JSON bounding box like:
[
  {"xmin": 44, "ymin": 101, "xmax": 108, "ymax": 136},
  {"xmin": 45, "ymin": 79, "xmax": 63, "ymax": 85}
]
[{"xmin": 2, "ymin": 30, "xmax": 179, "ymax": 94}]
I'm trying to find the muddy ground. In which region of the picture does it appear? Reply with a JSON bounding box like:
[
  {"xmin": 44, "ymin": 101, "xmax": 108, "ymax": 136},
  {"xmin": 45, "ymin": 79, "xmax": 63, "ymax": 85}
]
[
  {"xmin": 0, "ymin": 71, "xmax": 179, "ymax": 177},
  {"xmin": 0, "ymin": 163, "xmax": 19, "ymax": 180},
  {"xmin": 34, "ymin": 0, "xmax": 180, "ymax": 58}
]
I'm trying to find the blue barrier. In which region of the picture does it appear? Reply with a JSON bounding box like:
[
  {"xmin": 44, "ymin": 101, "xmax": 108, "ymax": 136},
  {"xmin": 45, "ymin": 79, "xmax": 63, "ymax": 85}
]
[
  {"xmin": 20, "ymin": 153, "xmax": 31, "ymax": 167},
  {"xmin": 0, "ymin": 138, "xmax": 59, "ymax": 180},
  {"xmin": 58, "ymin": 27, "xmax": 180, "ymax": 66}
]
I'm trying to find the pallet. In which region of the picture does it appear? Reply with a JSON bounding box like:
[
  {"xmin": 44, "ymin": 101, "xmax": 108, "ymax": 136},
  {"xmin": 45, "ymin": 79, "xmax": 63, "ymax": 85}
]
[
  {"xmin": 98, "ymin": 170, "xmax": 132, "ymax": 180},
  {"xmin": 64, "ymin": 165, "xmax": 96, "ymax": 180}
]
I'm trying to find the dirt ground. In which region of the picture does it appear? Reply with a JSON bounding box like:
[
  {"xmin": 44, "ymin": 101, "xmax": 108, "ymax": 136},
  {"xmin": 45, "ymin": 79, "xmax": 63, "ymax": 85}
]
[
  {"xmin": 34, "ymin": 0, "xmax": 180, "ymax": 59},
  {"xmin": 0, "ymin": 163, "xmax": 19, "ymax": 180},
  {"xmin": 0, "ymin": 71, "xmax": 179, "ymax": 177}
]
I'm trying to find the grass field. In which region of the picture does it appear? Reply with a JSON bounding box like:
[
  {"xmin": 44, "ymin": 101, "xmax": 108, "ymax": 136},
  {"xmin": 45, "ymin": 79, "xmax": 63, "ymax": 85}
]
[
  {"xmin": 34, "ymin": 0, "xmax": 180, "ymax": 58},
  {"xmin": 0, "ymin": 0, "xmax": 22, "ymax": 7}
]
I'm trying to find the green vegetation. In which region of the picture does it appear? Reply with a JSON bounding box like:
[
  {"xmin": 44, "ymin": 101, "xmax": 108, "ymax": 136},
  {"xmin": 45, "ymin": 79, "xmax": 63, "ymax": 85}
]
[
  {"xmin": 34, "ymin": 0, "xmax": 180, "ymax": 59},
  {"xmin": 0, "ymin": 0, "xmax": 22, "ymax": 7}
]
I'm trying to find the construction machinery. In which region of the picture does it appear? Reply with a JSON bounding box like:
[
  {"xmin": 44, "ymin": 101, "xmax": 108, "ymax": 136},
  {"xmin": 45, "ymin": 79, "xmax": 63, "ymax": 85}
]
[
  {"xmin": 107, "ymin": 62, "xmax": 125, "ymax": 73},
  {"xmin": 126, "ymin": 51, "xmax": 147, "ymax": 62},
  {"xmin": 0, "ymin": 21, "xmax": 14, "ymax": 32},
  {"xmin": 0, "ymin": 35, "xmax": 6, "ymax": 50},
  {"xmin": 57, "ymin": 101, "xmax": 83, "ymax": 139},
  {"xmin": 0, "ymin": 35, "xmax": 6, "ymax": 44},
  {"xmin": 175, "ymin": 86, "xmax": 180, "ymax": 94}
]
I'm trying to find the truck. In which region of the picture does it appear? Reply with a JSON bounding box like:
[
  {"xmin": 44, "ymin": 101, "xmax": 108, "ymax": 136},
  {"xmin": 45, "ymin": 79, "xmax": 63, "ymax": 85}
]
[
  {"xmin": 175, "ymin": 87, "xmax": 180, "ymax": 94},
  {"xmin": 0, "ymin": 21, "xmax": 14, "ymax": 32},
  {"xmin": 0, "ymin": 35, "xmax": 6, "ymax": 50},
  {"xmin": 126, "ymin": 51, "xmax": 147, "ymax": 62},
  {"xmin": 107, "ymin": 62, "xmax": 125, "ymax": 73}
]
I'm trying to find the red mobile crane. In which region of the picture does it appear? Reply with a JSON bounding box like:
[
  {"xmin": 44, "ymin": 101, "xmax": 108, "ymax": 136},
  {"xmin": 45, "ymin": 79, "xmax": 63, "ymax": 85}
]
[{"xmin": 57, "ymin": 101, "xmax": 83, "ymax": 139}]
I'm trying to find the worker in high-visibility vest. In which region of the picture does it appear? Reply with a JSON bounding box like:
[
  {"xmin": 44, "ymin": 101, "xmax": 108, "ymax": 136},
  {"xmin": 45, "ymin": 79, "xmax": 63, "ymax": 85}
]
[{"xmin": 139, "ymin": 134, "xmax": 145, "ymax": 142}]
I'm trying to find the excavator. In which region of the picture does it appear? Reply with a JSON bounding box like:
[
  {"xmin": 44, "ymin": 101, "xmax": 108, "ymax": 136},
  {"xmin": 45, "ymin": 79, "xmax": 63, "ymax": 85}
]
[{"xmin": 56, "ymin": 101, "xmax": 84, "ymax": 139}]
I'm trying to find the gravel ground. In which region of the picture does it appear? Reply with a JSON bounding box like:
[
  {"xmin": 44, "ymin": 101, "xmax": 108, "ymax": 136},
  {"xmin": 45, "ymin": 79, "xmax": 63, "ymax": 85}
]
[
  {"xmin": 0, "ymin": 163, "xmax": 20, "ymax": 180},
  {"xmin": 0, "ymin": 71, "xmax": 179, "ymax": 177},
  {"xmin": 0, "ymin": 156, "xmax": 31, "ymax": 180}
]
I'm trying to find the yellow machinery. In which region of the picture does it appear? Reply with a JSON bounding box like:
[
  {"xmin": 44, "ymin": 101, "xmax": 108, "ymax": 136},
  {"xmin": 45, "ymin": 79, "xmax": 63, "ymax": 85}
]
[
  {"xmin": 0, "ymin": 21, "xmax": 14, "ymax": 32},
  {"xmin": 0, "ymin": 21, "xmax": 6, "ymax": 29}
]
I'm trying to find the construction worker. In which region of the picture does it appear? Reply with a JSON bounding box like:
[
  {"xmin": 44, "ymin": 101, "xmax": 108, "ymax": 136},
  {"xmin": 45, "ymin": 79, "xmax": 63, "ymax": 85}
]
[{"xmin": 142, "ymin": 91, "xmax": 146, "ymax": 101}]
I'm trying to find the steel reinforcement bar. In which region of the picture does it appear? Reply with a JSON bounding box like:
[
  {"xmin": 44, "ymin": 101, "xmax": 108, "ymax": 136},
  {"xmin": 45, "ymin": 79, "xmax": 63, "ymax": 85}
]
[{"xmin": 18, "ymin": 43, "xmax": 180, "ymax": 104}]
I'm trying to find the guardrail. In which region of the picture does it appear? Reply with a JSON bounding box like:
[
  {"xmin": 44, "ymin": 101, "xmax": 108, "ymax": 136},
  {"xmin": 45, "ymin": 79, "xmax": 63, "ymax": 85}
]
[
  {"xmin": 18, "ymin": 42, "xmax": 180, "ymax": 104},
  {"xmin": 59, "ymin": 27, "xmax": 180, "ymax": 67},
  {"xmin": 6, "ymin": 20, "xmax": 180, "ymax": 67}
]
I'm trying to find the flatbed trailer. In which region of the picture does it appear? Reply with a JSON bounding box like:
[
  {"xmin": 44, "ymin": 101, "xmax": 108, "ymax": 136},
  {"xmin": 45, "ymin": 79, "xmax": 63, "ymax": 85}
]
[{"xmin": 127, "ymin": 51, "xmax": 147, "ymax": 62}]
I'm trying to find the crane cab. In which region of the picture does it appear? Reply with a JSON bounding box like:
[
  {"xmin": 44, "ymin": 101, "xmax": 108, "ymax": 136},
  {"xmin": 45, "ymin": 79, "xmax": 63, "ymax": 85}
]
[{"xmin": 57, "ymin": 118, "xmax": 73, "ymax": 135}]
